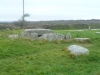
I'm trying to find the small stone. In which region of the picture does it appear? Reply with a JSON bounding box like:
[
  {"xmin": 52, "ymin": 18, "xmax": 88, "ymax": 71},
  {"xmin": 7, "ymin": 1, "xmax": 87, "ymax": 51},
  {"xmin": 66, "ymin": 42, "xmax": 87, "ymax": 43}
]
[
  {"xmin": 96, "ymin": 32, "xmax": 100, "ymax": 34},
  {"xmin": 8, "ymin": 34, "xmax": 19, "ymax": 39},
  {"xmin": 74, "ymin": 38, "xmax": 90, "ymax": 43},
  {"xmin": 66, "ymin": 32, "xmax": 72, "ymax": 40}
]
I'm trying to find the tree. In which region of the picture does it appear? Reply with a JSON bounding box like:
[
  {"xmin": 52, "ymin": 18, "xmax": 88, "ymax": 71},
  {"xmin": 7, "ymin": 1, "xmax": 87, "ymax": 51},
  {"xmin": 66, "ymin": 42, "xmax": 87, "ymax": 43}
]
[
  {"xmin": 13, "ymin": 13, "xmax": 30, "ymax": 29},
  {"xmin": 22, "ymin": 13, "xmax": 30, "ymax": 18},
  {"xmin": 21, "ymin": 13, "xmax": 30, "ymax": 28}
]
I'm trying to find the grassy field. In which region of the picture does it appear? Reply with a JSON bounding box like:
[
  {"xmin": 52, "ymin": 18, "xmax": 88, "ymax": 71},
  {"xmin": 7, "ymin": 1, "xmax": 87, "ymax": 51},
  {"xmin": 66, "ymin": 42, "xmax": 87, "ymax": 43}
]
[{"xmin": 0, "ymin": 29, "xmax": 100, "ymax": 75}]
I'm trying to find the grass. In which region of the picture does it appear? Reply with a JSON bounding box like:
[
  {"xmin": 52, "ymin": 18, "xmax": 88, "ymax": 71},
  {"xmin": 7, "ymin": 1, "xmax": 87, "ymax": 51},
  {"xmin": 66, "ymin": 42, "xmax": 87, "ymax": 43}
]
[{"xmin": 0, "ymin": 29, "xmax": 100, "ymax": 75}]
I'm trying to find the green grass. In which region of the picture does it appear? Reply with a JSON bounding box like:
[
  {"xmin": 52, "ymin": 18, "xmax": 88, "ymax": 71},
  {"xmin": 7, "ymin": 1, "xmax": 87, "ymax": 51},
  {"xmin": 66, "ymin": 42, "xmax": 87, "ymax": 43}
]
[{"xmin": 0, "ymin": 29, "xmax": 100, "ymax": 75}]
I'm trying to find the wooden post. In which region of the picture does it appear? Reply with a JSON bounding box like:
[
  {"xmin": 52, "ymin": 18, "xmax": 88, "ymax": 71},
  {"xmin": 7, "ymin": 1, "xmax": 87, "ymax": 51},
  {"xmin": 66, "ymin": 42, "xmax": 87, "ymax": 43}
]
[{"xmin": 89, "ymin": 26, "xmax": 90, "ymax": 30}]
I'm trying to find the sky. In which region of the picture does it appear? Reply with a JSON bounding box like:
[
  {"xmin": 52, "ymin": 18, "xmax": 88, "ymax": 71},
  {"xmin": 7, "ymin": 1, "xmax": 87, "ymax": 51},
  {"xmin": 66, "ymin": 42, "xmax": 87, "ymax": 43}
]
[{"xmin": 0, "ymin": 0, "xmax": 100, "ymax": 21}]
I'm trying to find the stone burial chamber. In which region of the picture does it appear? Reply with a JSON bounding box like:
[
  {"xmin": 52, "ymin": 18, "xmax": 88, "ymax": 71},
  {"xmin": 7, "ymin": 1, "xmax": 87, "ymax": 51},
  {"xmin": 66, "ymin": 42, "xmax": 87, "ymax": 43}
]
[
  {"xmin": 9, "ymin": 29, "xmax": 73, "ymax": 41},
  {"xmin": 20, "ymin": 29, "xmax": 54, "ymax": 40}
]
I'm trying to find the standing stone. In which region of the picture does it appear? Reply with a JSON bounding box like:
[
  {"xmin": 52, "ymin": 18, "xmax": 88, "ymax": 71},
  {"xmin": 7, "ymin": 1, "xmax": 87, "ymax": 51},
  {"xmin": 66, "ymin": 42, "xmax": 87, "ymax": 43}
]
[
  {"xmin": 68, "ymin": 45, "xmax": 89, "ymax": 56},
  {"xmin": 66, "ymin": 32, "xmax": 72, "ymax": 40}
]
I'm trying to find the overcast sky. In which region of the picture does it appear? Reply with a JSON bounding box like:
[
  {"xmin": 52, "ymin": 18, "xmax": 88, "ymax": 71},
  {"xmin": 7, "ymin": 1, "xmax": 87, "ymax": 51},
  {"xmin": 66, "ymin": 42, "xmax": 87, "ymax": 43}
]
[{"xmin": 0, "ymin": 0, "xmax": 100, "ymax": 21}]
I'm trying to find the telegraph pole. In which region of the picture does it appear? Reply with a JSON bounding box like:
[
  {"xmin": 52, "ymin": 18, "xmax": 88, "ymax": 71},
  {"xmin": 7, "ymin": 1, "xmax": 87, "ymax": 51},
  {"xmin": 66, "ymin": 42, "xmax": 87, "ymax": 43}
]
[{"xmin": 22, "ymin": 0, "xmax": 25, "ymax": 29}]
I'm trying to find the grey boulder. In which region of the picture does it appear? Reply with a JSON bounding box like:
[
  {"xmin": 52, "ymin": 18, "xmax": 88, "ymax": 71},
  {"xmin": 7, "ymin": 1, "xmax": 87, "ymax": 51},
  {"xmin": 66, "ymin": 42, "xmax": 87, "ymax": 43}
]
[
  {"xmin": 40, "ymin": 33, "xmax": 64, "ymax": 41},
  {"xmin": 68, "ymin": 45, "xmax": 89, "ymax": 56},
  {"xmin": 66, "ymin": 32, "xmax": 72, "ymax": 40},
  {"xmin": 20, "ymin": 33, "xmax": 30, "ymax": 38},
  {"xmin": 31, "ymin": 33, "xmax": 38, "ymax": 40}
]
